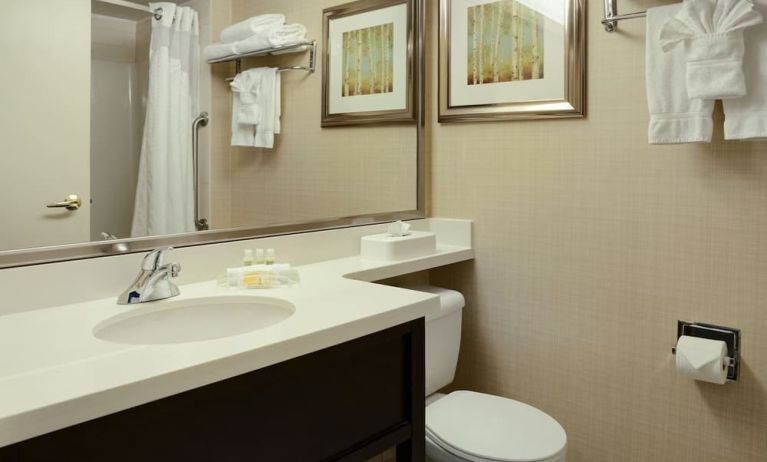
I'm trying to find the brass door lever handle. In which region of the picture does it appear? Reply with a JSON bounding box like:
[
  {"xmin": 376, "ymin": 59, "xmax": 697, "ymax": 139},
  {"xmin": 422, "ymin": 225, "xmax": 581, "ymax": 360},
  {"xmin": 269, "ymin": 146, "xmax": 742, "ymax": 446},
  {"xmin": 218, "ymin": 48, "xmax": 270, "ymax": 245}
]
[{"xmin": 47, "ymin": 195, "xmax": 82, "ymax": 211}]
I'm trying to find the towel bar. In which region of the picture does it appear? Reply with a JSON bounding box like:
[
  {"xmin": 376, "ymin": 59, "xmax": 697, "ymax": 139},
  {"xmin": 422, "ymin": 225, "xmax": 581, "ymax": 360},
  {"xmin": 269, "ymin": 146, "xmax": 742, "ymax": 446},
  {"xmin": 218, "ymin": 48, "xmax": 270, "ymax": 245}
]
[
  {"xmin": 207, "ymin": 41, "xmax": 317, "ymax": 82},
  {"xmin": 603, "ymin": 0, "xmax": 646, "ymax": 32}
]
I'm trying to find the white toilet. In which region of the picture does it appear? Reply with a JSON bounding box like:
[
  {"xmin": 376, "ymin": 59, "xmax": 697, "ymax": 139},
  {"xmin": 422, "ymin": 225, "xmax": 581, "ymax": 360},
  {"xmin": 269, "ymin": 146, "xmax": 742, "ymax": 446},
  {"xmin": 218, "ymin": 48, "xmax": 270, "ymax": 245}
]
[{"xmin": 415, "ymin": 286, "xmax": 567, "ymax": 462}]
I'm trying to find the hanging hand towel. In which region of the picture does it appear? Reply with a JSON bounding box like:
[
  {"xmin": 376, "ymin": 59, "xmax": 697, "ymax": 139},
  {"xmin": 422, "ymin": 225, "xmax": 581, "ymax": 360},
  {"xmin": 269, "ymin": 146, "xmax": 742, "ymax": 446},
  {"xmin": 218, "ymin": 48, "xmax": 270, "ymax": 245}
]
[
  {"xmin": 220, "ymin": 14, "xmax": 285, "ymax": 43},
  {"xmin": 660, "ymin": 0, "xmax": 763, "ymax": 100},
  {"xmin": 647, "ymin": 4, "xmax": 715, "ymax": 144},
  {"xmin": 254, "ymin": 68, "xmax": 280, "ymax": 149},
  {"xmin": 723, "ymin": 0, "xmax": 767, "ymax": 139}
]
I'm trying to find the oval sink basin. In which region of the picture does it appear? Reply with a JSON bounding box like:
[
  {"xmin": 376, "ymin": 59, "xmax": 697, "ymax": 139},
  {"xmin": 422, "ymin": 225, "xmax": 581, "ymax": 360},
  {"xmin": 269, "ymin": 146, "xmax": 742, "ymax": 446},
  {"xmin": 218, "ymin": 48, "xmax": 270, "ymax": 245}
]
[{"xmin": 94, "ymin": 296, "xmax": 295, "ymax": 345}]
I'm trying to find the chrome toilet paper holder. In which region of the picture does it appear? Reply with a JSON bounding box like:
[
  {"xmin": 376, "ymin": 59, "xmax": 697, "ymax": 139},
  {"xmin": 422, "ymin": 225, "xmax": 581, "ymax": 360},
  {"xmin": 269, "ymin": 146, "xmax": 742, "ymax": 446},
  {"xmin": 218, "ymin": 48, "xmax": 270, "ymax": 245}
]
[{"xmin": 672, "ymin": 321, "xmax": 741, "ymax": 382}]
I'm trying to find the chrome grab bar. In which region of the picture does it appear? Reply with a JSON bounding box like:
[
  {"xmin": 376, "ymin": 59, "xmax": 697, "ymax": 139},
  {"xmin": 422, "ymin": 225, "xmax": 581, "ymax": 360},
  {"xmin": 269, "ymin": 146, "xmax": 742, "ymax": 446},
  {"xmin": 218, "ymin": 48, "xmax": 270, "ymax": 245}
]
[{"xmin": 192, "ymin": 112, "xmax": 210, "ymax": 231}]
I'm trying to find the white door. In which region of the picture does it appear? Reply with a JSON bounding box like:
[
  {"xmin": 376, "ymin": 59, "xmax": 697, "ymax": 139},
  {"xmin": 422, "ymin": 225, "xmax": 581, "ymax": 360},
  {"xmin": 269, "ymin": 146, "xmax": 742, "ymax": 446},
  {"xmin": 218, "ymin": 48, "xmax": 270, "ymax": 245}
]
[{"xmin": 0, "ymin": 0, "xmax": 91, "ymax": 251}]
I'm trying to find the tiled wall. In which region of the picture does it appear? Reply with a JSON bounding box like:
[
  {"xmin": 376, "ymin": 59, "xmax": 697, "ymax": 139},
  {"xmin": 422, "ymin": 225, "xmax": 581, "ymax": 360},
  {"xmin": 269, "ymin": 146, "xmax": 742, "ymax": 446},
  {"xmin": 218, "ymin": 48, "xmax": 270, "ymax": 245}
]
[
  {"xmin": 428, "ymin": 1, "xmax": 767, "ymax": 461},
  {"xmin": 210, "ymin": 0, "xmax": 418, "ymax": 230}
]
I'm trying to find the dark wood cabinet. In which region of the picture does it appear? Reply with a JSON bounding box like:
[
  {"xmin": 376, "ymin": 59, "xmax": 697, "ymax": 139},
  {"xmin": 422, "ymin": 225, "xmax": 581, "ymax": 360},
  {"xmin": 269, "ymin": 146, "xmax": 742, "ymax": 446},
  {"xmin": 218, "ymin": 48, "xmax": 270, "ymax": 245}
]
[{"xmin": 0, "ymin": 319, "xmax": 425, "ymax": 462}]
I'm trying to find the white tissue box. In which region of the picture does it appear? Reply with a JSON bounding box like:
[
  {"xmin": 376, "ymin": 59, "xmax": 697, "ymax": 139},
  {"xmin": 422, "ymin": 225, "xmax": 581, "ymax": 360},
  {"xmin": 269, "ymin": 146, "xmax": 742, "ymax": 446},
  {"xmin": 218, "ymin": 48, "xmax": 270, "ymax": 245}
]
[{"xmin": 360, "ymin": 231, "xmax": 437, "ymax": 261}]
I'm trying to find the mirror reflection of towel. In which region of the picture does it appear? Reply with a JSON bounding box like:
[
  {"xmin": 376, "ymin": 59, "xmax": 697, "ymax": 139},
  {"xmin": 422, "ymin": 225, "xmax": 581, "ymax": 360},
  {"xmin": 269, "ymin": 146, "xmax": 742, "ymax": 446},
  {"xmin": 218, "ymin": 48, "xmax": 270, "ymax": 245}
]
[{"xmin": 230, "ymin": 68, "xmax": 280, "ymax": 149}]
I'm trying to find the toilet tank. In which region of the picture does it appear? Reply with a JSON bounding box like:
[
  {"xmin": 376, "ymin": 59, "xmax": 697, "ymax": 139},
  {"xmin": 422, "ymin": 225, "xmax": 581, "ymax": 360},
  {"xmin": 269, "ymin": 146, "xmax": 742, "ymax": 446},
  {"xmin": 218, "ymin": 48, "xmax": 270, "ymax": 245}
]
[{"xmin": 406, "ymin": 285, "xmax": 465, "ymax": 396}]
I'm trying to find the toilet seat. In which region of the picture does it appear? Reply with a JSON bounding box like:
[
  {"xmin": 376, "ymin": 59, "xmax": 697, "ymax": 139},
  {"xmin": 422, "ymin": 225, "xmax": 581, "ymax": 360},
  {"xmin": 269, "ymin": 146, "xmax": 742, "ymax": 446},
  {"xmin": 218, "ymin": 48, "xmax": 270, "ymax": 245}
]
[{"xmin": 425, "ymin": 391, "xmax": 567, "ymax": 462}]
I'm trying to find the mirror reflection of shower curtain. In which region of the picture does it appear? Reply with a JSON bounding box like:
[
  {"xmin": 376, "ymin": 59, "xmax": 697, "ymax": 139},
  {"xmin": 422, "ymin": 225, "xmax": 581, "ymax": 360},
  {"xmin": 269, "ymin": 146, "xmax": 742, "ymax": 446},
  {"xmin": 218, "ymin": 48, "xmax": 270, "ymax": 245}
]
[{"xmin": 131, "ymin": 2, "xmax": 199, "ymax": 237}]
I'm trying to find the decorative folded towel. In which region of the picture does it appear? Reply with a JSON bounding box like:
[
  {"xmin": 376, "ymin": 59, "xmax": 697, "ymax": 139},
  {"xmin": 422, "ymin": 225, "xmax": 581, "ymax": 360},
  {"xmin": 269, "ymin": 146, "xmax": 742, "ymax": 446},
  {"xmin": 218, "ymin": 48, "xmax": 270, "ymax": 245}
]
[
  {"xmin": 231, "ymin": 69, "xmax": 261, "ymax": 146},
  {"xmin": 232, "ymin": 24, "xmax": 308, "ymax": 54},
  {"xmin": 723, "ymin": 0, "xmax": 767, "ymax": 139},
  {"xmin": 647, "ymin": 4, "xmax": 715, "ymax": 144},
  {"xmin": 231, "ymin": 70, "xmax": 263, "ymax": 126},
  {"xmin": 220, "ymin": 14, "xmax": 285, "ymax": 43},
  {"xmin": 230, "ymin": 68, "xmax": 281, "ymax": 148},
  {"xmin": 203, "ymin": 42, "xmax": 236, "ymax": 61},
  {"xmin": 660, "ymin": 0, "xmax": 763, "ymax": 100}
]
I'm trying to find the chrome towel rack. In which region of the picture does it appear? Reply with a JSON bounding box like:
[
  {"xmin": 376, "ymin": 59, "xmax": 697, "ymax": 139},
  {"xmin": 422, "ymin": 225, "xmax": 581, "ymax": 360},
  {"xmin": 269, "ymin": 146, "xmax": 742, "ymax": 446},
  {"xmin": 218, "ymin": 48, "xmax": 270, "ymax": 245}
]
[
  {"xmin": 602, "ymin": 0, "xmax": 647, "ymax": 32},
  {"xmin": 207, "ymin": 41, "xmax": 317, "ymax": 82}
]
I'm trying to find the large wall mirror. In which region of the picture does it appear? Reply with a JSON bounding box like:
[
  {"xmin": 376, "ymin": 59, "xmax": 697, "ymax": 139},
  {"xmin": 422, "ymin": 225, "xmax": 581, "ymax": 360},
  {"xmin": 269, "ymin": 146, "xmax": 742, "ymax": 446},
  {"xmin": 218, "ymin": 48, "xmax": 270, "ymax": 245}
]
[{"xmin": 0, "ymin": 0, "xmax": 423, "ymax": 268}]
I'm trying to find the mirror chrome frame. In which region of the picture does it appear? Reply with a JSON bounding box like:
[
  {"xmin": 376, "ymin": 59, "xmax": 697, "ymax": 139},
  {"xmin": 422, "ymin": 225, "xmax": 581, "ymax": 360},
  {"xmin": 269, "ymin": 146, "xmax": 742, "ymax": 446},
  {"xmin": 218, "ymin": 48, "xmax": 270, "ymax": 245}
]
[{"xmin": 0, "ymin": 0, "xmax": 425, "ymax": 270}]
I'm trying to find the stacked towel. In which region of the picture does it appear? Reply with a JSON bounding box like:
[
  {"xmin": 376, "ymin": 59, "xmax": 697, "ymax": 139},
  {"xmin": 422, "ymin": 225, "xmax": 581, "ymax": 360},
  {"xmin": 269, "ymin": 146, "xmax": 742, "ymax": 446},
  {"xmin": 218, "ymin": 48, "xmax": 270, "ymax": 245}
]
[
  {"xmin": 204, "ymin": 14, "xmax": 307, "ymax": 61},
  {"xmin": 203, "ymin": 42, "xmax": 236, "ymax": 61},
  {"xmin": 646, "ymin": 4, "xmax": 715, "ymax": 144},
  {"xmin": 233, "ymin": 24, "xmax": 308, "ymax": 54},
  {"xmin": 221, "ymin": 14, "xmax": 285, "ymax": 43},
  {"xmin": 661, "ymin": 0, "xmax": 763, "ymax": 100},
  {"xmin": 231, "ymin": 68, "xmax": 281, "ymax": 149}
]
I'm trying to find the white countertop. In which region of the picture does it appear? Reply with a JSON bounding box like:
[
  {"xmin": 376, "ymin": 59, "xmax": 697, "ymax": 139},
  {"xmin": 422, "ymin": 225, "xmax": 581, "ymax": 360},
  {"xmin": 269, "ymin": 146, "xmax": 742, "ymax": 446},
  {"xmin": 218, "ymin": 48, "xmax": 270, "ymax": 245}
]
[{"xmin": 0, "ymin": 243, "xmax": 473, "ymax": 447}]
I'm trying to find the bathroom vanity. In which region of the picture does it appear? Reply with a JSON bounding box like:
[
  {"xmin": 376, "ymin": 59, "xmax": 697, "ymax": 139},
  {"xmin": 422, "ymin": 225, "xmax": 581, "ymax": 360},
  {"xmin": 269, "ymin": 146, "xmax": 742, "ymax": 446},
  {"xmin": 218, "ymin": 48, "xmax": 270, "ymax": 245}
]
[
  {"xmin": 0, "ymin": 319, "xmax": 424, "ymax": 462},
  {"xmin": 0, "ymin": 219, "xmax": 474, "ymax": 462}
]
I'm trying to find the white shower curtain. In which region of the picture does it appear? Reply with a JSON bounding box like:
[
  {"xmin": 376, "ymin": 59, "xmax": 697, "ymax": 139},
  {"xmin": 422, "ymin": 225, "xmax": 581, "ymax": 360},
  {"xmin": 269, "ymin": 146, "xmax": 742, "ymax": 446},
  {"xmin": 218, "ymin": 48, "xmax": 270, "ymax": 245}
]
[{"xmin": 132, "ymin": 3, "xmax": 199, "ymax": 237}]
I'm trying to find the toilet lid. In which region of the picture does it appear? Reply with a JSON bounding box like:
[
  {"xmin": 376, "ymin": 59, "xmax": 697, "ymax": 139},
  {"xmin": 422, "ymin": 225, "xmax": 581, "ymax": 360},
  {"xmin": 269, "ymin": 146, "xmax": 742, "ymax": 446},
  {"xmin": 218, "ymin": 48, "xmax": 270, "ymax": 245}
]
[{"xmin": 426, "ymin": 391, "xmax": 566, "ymax": 462}]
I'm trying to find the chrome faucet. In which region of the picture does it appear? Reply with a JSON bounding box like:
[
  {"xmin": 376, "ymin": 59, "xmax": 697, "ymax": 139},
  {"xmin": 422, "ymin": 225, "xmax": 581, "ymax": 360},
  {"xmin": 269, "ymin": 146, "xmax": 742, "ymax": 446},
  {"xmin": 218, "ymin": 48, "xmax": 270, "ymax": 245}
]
[{"xmin": 117, "ymin": 247, "xmax": 181, "ymax": 305}]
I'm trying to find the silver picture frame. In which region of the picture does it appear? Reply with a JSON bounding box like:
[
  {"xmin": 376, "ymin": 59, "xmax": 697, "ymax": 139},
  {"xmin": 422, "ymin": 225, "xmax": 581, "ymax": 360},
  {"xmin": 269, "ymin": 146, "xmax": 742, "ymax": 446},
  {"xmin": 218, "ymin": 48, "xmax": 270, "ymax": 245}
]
[
  {"xmin": 322, "ymin": 0, "xmax": 419, "ymax": 127},
  {"xmin": 438, "ymin": 0, "xmax": 586, "ymax": 123}
]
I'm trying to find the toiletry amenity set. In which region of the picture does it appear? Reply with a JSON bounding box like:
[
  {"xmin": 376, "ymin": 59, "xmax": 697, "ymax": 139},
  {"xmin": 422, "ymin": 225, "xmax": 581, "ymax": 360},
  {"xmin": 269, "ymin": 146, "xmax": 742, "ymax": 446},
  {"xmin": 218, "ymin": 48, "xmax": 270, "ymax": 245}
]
[
  {"xmin": 222, "ymin": 248, "xmax": 300, "ymax": 289},
  {"xmin": 204, "ymin": 14, "xmax": 311, "ymax": 149},
  {"xmin": 645, "ymin": 0, "xmax": 765, "ymax": 144}
]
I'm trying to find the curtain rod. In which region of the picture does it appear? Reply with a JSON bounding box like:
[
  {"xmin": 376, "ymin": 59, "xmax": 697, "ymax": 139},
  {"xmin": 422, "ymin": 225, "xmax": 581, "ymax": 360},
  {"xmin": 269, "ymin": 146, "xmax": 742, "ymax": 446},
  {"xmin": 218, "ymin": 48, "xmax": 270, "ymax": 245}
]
[{"xmin": 94, "ymin": 0, "xmax": 164, "ymax": 20}]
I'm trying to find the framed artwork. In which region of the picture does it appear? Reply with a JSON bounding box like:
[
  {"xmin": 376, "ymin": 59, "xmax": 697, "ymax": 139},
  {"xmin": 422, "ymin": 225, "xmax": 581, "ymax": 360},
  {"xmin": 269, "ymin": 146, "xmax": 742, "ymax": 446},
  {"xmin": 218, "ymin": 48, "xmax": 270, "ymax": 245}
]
[
  {"xmin": 322, "ymin": 0, "xmax": 418, "ymax": 126},
  {"xmin": 439, "ymin": 0, "xmax": 585, "ymax": 122}
]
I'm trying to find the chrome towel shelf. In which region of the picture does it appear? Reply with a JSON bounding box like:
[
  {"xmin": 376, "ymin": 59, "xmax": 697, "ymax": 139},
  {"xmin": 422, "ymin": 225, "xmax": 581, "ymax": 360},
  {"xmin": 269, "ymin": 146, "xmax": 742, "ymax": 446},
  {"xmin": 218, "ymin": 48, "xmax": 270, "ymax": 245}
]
[
  {"xmin": 207, "ymin": 41, "xmax": 317, "ymax": 82},
  {"xmin": 602, "ymin": 0, "xmax": 646, "ymax": 32}
]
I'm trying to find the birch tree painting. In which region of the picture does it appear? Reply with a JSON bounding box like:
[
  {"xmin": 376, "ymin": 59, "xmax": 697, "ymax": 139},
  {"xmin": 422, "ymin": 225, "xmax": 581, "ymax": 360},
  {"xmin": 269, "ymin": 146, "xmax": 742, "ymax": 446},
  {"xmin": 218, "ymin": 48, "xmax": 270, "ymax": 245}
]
[
  {"xmin": 467, "ymin": 0, "xmax": 544, "ymax": 85},
  {"xmin": 342, "ymin": 22, "xmax": 395, "ymax": 97}
]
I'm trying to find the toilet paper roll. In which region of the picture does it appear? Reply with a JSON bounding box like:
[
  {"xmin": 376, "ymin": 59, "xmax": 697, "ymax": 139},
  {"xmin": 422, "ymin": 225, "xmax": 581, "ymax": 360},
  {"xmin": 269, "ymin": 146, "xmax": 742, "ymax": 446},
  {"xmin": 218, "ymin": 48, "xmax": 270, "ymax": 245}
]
[{"xmin": 675, "ymin": 336, "xmax": 729, "ymax": 384}]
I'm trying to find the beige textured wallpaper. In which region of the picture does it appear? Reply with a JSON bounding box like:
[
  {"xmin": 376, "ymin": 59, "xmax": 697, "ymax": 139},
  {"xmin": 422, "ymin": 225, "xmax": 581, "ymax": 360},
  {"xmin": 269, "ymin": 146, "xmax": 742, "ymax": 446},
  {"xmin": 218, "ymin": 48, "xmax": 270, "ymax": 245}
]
[
  {"xmin": 210, "ymin": 0, "xmax": 234, "ymax": 229},
  {"xmin": 428, "ymin": 1, "xmax": 767, "ymax": 461},
  {"xmin": 210, "ymin": 0, "xmax": 418, "ymax": 230}
]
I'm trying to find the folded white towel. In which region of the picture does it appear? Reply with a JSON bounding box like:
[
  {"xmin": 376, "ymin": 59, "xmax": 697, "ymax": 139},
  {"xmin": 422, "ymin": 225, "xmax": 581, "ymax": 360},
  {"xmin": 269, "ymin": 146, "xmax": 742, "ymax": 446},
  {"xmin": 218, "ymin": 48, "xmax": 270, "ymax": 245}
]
[
  {"xmin": 203, "ymin": 42, "xmax": 236, "ymax": 61},
  {"xmin": 233, "ymin": 24, "xmax": 307, "ymax": 54},
  {"xmin": 661, "ymin": 0, "xmax": 763, "ymax": 100},
  {"xmin": 269, "ymin": 24, "xmax": 307, "ymax": 47},
  {"xmin": 647, "ymin": 4, "xmax": 715, "ymax": 144},
  {"xmin": 723, "ymin": 0, "xmax": 767, "ymax": 139},
  {"xmin": 220, "ymin": 14, "xmax": 285, "ymax": 43}
]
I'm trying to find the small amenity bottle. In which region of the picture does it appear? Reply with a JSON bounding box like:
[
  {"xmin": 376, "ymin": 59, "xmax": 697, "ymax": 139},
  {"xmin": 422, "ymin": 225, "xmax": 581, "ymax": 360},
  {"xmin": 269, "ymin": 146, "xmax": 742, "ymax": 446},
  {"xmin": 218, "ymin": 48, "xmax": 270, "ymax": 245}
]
[{"xmin": 243, "ymin": 249, "xmax": 254, "ymax": 266}]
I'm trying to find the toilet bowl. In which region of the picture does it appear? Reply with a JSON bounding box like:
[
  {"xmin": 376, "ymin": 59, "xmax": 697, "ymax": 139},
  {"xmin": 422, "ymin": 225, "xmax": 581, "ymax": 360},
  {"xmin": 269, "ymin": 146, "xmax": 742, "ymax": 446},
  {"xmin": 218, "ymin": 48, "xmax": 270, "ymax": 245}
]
[{"xmin": 412, "ymin": 285, "xmax": 567, "ymax": 462}]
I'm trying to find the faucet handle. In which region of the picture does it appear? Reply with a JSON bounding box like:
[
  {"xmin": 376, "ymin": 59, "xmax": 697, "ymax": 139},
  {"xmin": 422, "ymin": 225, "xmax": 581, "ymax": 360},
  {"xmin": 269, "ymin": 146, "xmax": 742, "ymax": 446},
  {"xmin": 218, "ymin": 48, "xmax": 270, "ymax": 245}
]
[
  {"xmin": 141, "ymin": 246, "xmax": 173, "ymax": 271},
  {"xmin": 169, "ymin": 262, "xmax": 182, "ymax": 278}
]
